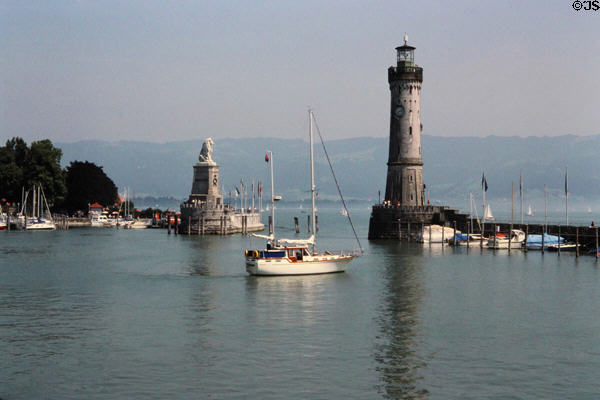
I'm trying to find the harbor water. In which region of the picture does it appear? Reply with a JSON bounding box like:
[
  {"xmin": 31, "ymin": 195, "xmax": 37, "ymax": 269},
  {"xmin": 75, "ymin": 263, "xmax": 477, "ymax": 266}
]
[{"xmin": 1, "ymin": 207, "xmax": 600, "ymax": 399}]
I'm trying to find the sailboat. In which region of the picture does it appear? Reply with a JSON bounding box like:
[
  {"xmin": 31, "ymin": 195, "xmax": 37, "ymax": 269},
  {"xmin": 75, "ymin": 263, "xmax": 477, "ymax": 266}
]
[
  {"xmin": 527, "ymin": 204, "xmax": 534, "ymax": 216},
  {"xmin": 483, "ymin": 204, "xmax": 494, "ymax": 221},
  {"xmin": 21, "ymin": 184, "xmax": 56, "ymax": 230},
  {"xmin": 244, "ymin": 110, "xmax": 361, "ymax": 276}
]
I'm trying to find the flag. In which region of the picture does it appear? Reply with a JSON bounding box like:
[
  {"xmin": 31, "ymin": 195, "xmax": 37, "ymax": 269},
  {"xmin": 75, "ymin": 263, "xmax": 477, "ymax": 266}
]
[
  {"xmin": 235, "ymin": 187, "xmax": 240, "ymax": 196},
  {"xmin": 565, "ymin": 167, "xmax": 568, "ymax": 195},
  {"xmin": 265, "ymin": 153, "xmax": 269, "ymax": 162},
  {"xmin": 481, "ymin": 173, "xmax": 488, "ymax": 192}
]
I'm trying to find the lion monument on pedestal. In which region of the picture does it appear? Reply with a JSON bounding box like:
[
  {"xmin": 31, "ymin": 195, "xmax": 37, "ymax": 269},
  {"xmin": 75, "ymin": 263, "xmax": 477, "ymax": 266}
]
[{"xmin": 198, "ymin": 138, "xmax": 216, "ymax": 164}]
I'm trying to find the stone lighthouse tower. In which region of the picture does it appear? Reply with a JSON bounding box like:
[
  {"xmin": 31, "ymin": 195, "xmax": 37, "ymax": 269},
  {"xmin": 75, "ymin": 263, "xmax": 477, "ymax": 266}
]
[
  {"xmin": 385, "ymin": 35, "xmax": 425, "ymax": 206},
  {"xmin": 368, "ymin": 37, "xmax": 468, "ymax": 240}
]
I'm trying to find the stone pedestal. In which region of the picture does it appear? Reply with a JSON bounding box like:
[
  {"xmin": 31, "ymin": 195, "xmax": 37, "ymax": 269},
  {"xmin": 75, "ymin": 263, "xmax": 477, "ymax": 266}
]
[
  {"xmin": 187, "ymin": 162, "xmax": 223, "ymax": 210},
  {"xmin": 179, "ymin": 160, "xmax": 264, "ymax": 235}
]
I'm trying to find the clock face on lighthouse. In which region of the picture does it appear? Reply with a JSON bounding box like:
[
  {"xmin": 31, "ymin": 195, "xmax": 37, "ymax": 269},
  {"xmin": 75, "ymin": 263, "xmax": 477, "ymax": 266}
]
[{"xmin": 394, "ymin": 105, "xmax": 404, "ymax": 118}]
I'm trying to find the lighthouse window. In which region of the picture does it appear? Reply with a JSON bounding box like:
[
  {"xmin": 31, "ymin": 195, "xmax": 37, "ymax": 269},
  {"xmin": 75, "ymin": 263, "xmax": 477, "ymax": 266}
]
[{"xmin": 409, "ymin": 127, "xmax": 412, "ymax": 136}]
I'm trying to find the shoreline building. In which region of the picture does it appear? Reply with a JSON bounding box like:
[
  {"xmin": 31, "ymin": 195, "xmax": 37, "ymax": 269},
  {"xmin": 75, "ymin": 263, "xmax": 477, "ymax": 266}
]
[
  {"xmin": 369, "ymin": 37, "xmax": 467, "ymax": 240},
  {"xmin": 179, "ymin": 138, "xmax": 264, "ymax": 235}
]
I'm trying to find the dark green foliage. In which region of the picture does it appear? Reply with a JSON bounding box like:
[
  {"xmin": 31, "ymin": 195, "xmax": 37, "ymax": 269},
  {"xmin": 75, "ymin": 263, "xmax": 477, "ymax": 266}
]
[
  {"xmin": 0, "ymin": 137, "xmax": 66, "ymax": 207},
  {"xmin": 63, "ymin": 161, "xmax": 118, "ymax": 213}
]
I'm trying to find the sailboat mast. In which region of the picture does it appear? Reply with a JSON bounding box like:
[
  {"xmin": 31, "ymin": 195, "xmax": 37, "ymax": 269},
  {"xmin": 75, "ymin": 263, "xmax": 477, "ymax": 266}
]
[
  {"xmin": 544, "ymin": 184, "xmax": 548, "ymax": 233},
  {"xmin": 565, "ymin": 167, "xmax": 569, "ymax": 225},
  {"xmin": 269, "ymin": 151, "xmax": 275, "ymax": 235},
  {"xmin": 511, "ymin": 181, "xmax": 514, "ymax": 226},
  {"xmin": 309, "ymin": 109, "xmax": 316, "ymax": 252},
  {"xmin": 33, "ymin": 185, "xmax": 37, "ymax": 218},
  {"xmin": 520, "ymin": 171, "xmax": 523, "ymax": 224}
]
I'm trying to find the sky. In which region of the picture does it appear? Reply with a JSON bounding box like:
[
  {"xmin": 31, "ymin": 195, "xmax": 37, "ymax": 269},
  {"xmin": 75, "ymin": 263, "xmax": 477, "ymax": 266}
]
[{"xmin": 2, "ymin": 0, "xmax": 599, "ymax": 143}]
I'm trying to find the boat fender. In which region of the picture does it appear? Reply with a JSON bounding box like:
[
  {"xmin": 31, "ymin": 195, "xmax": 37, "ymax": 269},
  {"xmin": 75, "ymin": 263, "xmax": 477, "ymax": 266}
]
[{"xmin": 252, "ymin": 250, "xmax": 259, "ymax": 258}]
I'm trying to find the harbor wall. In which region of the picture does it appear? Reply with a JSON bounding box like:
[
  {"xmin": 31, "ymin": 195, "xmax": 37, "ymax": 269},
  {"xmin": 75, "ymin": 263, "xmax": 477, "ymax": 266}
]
[{"xmin": 179, "ymin": 203, "xmax": 264, "ymax": 235}]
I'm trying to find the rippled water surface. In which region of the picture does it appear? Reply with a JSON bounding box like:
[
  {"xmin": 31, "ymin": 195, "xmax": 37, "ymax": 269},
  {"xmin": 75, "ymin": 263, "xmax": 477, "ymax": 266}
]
[{"xmin": 1, "ymin": 209, "xmax": 600, "ymax": 399}]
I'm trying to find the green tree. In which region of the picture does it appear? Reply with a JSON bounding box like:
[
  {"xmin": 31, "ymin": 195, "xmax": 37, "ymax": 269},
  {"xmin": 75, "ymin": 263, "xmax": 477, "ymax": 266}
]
[
  {"xmin": 63, "ymin": 161, "xmax": 118, "ymax": 214},
  {"xmin": 0, "ymin": 138, "xmax": 65, "ymax": 208},
  {"xmin": 24, "ymin": 140, "xmax": 66, "ymax": 207}
]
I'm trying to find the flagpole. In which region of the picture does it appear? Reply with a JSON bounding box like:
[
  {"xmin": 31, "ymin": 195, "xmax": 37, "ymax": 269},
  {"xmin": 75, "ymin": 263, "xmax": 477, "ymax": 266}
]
[
  {"xmin": 482, "ymin": 172, "xmax": 486, "ymax": 240},
  {"xmin": 512, "ymin": 181, "xmax": 514, "ymax": 226},
  {"xmin": 544, "ymin": 184, "xmax": 548, "ymax": 234},
  {"xmin": 520, "ymin": 170, "xmax": 523, "ymax": 225},
  {"xmin": 565, "ymin": 167, "xmax": 569, "ymax": 225}
]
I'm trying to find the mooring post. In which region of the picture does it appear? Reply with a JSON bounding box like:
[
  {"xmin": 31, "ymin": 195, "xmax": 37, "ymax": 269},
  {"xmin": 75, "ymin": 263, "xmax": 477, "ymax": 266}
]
[
  {"xmin": 201, "ymin": 216, "xmax": 205, "ymax": 235},
  {"xmin": 168, "ymin": 218, "xmax": 171, "ymax": 235},
  {"xmin": 441, "ymin": 222, "xmax": 445, "ymax": 244},
  {"xmin": 595, "ymin": 227, "xmax": 599, "ymax": 260},
  {"xmin": 421, "ymin": 222, "xmax": 424, "ymax": 243},
  {"xmin": 541, "ymin": 229, "xmax": 545, "ymax": 254},
  {"xmin": 480, "ymin": 223, "xmax": 483, "ymax": 248},
  {"xmin": 6, "ymin": 213, "xmax": 10, "ymax": 232},
  {"xmin": 398, "ymin": 218, "xmax": 402, "ymax": 241},
  {"xmin": 294, "ymin": 217, "xmax": 299, "ymax": 233},
  {"xmin": 407, "ymin": 222, "xmax": 411, "ymax": 241},
  {"xmin": 453, "ymin": 221, "xmax": 457, "ymax": 246},
  {"xmin": 268, "ymin": 215, "xmax": 273, "ymax": 235},
  {"xmin": 429, "ymin": 223, "xmax": 432, "ymax": 244},
  {"xmin": 525, "ymin": 224, "xmax": 529, "ymax": 252},
  {"xmin": 174, "ymin": 217, "xmax": 178, "ymax": 235},
  {"xmin": 188, "ymin": 216, "xmax": 191, "ymax": 235},
  {"xmin": 466, "ymin": 222, "xmax": 470, "ymax": 249},
  {"xmin": 558, "ymin": 225, "xmax": 561, "ymax": 256},
  {"xmin": 493, "ymin": 224, "xmax": 497, "ymax": 249},
  {"xmin": 576, "ymin": 227, "xmax": 579, "ymax": 257}
]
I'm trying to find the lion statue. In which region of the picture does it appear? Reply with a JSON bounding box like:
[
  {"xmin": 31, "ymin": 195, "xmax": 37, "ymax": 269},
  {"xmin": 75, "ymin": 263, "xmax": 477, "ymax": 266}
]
[{"xmin": 199, "ymin": 138, "xmax": 215, "ymax": 164}]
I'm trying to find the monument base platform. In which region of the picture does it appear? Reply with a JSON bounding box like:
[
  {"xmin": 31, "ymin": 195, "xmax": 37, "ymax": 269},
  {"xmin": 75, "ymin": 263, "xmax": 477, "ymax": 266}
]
[
  {"xmin": 179, "ymin": 202, "xmax": 264, "ymax": 235},
  {"xmin": 368, "ymin": 204, "xmax": 469, "ymax": 241}
]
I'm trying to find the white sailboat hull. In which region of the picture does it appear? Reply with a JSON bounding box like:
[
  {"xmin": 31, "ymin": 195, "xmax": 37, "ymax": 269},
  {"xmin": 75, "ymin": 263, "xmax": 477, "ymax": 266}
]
[
  {"xmin": 246, "ymin": 255, "xmax": 354, "ymax": 276},
  {"xmin": 486, "ymin": 239, "xmax": 523, "ymax": 249},
  {"xmin": 25, "ymin": 220, "xmax": 56, "ymax": 230}
]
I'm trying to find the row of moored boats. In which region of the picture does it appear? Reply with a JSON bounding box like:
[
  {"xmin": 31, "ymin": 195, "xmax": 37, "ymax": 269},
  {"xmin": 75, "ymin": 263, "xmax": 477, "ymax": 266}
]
[{"xmin": 419, "ymin": 225, "xmax": 580, "ymax": 251}]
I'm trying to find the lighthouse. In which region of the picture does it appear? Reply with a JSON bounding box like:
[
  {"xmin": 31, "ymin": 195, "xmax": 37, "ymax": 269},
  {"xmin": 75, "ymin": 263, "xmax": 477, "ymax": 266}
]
[
  {"xmin": 368, "ymin": 37, "xmax": 468, "ymax": 240},
  {"xmin": 385, "ymin": 35, "xmax": 424, "ymax": 206}
]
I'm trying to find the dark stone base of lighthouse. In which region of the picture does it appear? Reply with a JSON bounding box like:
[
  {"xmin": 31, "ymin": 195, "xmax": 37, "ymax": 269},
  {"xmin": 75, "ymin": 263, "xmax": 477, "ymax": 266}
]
[
  {"xmin": 179, "ymin": 161, "xmax": 264, "ymax": 235},
  {"xmin": 368, "ymin": 204, "xmax": 470, "ymax": 241}
]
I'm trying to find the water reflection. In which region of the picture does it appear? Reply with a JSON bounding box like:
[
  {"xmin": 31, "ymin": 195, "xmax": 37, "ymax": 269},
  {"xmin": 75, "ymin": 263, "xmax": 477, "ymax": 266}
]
[
  {"xmin": 372, "ymin": 242, "xmax": 429, "ymax": 399},
  {"xmin": 244, "ymin": 274, "xmax": 347, "ymax": 328},
  {"xmin": 181, "ymin": 236, "xmax": 227, "ymax": 276}
]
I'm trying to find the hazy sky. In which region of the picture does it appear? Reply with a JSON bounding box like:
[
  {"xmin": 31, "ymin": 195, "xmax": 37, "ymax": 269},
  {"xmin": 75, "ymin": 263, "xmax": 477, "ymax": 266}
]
[{"xmin": 2, "ymin": 0, "xmax": 599, "ymax": 143}]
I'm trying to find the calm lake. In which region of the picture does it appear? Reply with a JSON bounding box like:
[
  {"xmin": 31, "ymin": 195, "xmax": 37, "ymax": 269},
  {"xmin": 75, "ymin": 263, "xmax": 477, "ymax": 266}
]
[{"xmin": 1, "ymin": 207, "xmax": 599, "ymax": 399}]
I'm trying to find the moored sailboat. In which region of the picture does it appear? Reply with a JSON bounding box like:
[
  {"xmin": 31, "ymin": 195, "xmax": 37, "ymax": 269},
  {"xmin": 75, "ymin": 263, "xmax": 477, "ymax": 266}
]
[
  {"xmin": 20, "ymin": 184, "xmax": 56, "ymax": 230},
  {"xmin": 244, "ymin": 110, "xmax": 361, "ymax": 276}
]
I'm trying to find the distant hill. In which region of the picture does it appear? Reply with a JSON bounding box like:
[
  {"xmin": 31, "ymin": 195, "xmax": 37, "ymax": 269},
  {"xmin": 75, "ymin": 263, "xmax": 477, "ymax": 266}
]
[{"xmin": 57, "ymin": 135, "xmax": 600, "ymax": 210}]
